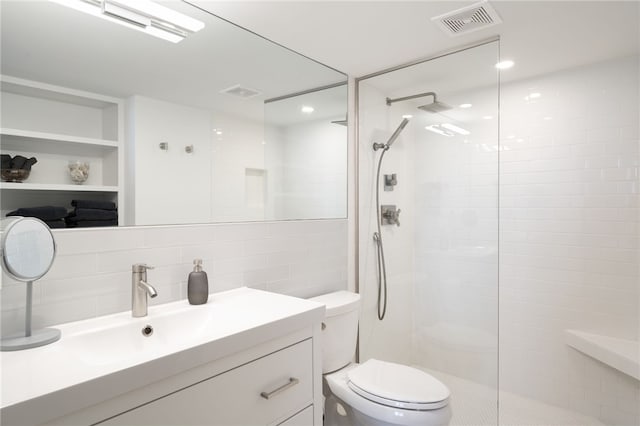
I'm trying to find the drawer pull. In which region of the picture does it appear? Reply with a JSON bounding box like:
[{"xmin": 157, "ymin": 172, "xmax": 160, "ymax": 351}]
[{"xmin": 260, "ymin": 377, "xmax": 299, "ymax": 399}]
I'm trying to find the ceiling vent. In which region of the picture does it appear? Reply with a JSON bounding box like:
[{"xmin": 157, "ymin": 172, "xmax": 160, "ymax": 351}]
[
  {"xmin": 431, "ymin": 0, "xmax": 502, "ymax": 37},
  {"xmin": 220, "ymin": 84, "xmax": 261, "ymax": 99}
]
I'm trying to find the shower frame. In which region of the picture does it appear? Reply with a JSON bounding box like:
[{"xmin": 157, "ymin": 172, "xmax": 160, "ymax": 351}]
[{"xmin": 353, "ymin": 33, "xmax": 500, "ymax": 402}]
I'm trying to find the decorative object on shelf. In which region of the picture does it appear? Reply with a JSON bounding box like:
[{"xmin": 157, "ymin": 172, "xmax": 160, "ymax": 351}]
[
  {"xmin": 1, "ymin": 154, "xmax": 38, "ymax": 183},
  {"xmin": 68, "ymin": 161, "xmax": 90, "ymax": 184},
  {"xmin": 185, "ymin": 144, "xmax": 194, "ymax": 153},
  {"xmin": 159, "ymin": 142, "xmax": 169, "ymax": 151}
]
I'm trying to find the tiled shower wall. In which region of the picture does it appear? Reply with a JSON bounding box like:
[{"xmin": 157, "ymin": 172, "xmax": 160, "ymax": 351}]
[
  {"xmin": 499, "ymin": 55, "xmax": 639, "ymax": 425},
  {"xmin": 1, "ymin": 220, "xmax": 348, "ymax": 334}
]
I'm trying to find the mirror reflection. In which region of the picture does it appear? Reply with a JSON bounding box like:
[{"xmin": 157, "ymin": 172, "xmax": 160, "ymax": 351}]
[{"xmin": 0, "ymin": 0, "xmax": 348, "ymax": 227}]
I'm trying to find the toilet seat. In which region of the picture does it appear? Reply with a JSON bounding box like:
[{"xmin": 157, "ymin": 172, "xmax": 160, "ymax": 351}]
[
  {"xmin": 325, "ymin": 363, "xmax": 452, "ymax": 426},
  {"xmin": 347, "ymin": 359, "xmax": 450, "ymax": 410}
]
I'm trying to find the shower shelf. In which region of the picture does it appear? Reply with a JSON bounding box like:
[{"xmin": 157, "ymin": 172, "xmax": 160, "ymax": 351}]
[{"xmin": 565, "ymin": 329, "xmax": 640, "ymax": 380}]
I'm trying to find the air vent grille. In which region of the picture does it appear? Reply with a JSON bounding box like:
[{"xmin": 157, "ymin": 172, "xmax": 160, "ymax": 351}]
[
  {"xmin": 220, "ymin": 84, "xmax": 261, "ymax": 99},
  {"xmin": 432, "ymin": 0, "xmax": 502, "ymax": 37}
]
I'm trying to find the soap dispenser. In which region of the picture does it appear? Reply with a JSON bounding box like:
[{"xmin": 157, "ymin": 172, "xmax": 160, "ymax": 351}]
[{"xmin": 188, "ymin": 259, "xmax": 209, "ymax": 305}]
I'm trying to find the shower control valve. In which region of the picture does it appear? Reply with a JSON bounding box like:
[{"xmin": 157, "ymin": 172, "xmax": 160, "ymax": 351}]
[
  {"xmin": 381, "ymin": 205, "xmax": 401, "ymax": 227},
  {"xmin": 384, "ymin": 174, "xmax": 397, "ymax": 191}
]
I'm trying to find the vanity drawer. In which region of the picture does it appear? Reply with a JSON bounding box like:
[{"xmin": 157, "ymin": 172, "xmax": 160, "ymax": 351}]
[
  {"xmin": 279, "ymin": 406, "xmax": 314, "ymax": 426},
  {"xmin": 100, "ymin": 339, "xmax": 313, "ymax": 426}
]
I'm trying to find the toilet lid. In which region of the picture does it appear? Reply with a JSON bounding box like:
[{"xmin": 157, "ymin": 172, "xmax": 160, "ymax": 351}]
[{"xmin": 347, "ymin": 359, "xmax": 450, "ymax": 410}]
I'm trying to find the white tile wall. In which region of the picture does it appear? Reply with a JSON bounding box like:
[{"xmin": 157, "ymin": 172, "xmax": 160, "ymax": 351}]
[
  {"xmin": 499, "ymin": 55, "xmax": 639, "ymax": 425},
  {"xmin": 358, "ymin": 50, "xmax": 639, "ymax": 426},
  {"xmin": 1, "ymin": 220, "xmax": 348, "ymax": 334}
]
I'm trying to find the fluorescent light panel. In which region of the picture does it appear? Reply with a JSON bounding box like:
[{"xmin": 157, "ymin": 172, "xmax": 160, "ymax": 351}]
[
  {"xmin": 441, "ymin": 123, "xmax": 470, "ymax": 135},
  {"xmin": 425, "ymin": 125, "xmax": 454, "ymax": 137},
  {"xmin": 49, "ymin": 0, "xmax": 205, "ymax": 43}
]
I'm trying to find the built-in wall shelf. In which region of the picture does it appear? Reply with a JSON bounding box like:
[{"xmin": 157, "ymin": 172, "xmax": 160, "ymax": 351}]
[
  {"xmin": 0, "ymin": 75, "xmax": 124, "ymax": 224},
  {"xmin": 0, "ymin": 183, "xmax": 119, "ymax": 192},
  {"xmin": 565, "ymin": 329, "xmax": 640, "ymax": 381}
]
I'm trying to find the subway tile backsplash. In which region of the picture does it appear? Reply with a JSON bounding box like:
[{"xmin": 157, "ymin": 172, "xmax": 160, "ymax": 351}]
[{"xmin": 1, "ymin": 220, "xmax": 348, "ymax": 334}]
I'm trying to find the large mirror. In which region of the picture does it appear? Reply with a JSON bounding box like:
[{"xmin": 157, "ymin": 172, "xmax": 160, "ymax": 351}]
[{"xmin": 0, "ymin": 0, "xmax": 348, "ymax": 227}]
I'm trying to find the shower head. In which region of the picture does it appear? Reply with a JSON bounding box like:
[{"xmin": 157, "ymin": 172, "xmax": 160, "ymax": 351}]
[
  {"xmin": 418, "ymin": 100, "xmax": 453, "ymax": 113},
  {"xmin": 386, "ymin": 91, "xmax": 452, "ymax": 114},
  {"xmin": 373, "ymin": 118, "xmax": 410, "ymax": 151}
]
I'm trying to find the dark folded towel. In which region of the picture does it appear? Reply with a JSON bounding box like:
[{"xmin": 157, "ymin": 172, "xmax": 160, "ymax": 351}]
[
  {"xmin": 65, "ymin": 219, "xmax": 117, "ymax": 228},
  {"xmin": 44, "ymin": 220, "xmax": 66, "ymax": 229},
  {"xmin": 7, "ymin": 206, "xmax": 68, "ymax": 221},
  {"xmin": 71, "ymin": 200, "xmax": 117, "ymax": 211},
  {"xmin": 67, "ymin": 208, "xmax": 117, "ymax": 221}
]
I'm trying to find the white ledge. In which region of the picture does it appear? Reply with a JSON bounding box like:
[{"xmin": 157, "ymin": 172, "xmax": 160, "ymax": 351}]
[{"xmin": 565, "ymin": 329, "xmax": 640, "ymax": 380}]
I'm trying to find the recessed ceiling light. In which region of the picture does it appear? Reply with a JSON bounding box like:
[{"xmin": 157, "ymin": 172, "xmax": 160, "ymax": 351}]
[
  {"xmin": 441, "ymin": 123, "xmax": 470, "ymax": 135},
  {"xmin": 402, "ymin": 114, "xmax": 413, "ymax": 119},
  {"xmin": 216, "ymin": 130, "xmax": 223, "ymax": 135},
  {"xmin": 482, "ymin": 115, "xmax": 493, "ymax": 120},
  {"xmin": 459, "ymin": 103, "xmax": 472, "ymax": 109},
  {"xmin": 524, "ymin": 92, "xmax": 542, "ymax": 101},
  {"xmin": 301, "ymin": 106, "xmax": 314, "ymax": 114},
  {"xmin": 495, "ymin": 60, "xmax": 514, "ymax": 70},
  {"xmin": 49, "ymin": 0, "xmax": 205, "ymax": 43}
]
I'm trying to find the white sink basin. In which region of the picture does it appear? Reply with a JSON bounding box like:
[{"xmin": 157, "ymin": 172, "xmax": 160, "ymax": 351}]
[{"xmin": 63, "ymin": 305, "xmax": 218, "ymax": 366}]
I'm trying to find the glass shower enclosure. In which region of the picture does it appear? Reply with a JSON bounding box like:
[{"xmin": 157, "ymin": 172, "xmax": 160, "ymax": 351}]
[{"xmin": 356, "ymin": 39, "xmax": 500, "ymax": 424}]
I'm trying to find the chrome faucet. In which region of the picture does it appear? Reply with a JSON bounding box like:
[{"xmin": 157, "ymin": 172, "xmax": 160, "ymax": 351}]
[{"xmin": 132, "ymin": 264, "xmax": 157, "ymax": 317}]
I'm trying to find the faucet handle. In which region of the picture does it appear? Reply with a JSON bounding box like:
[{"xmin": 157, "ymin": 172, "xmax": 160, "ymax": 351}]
[{"xmin": 132, "ymin": 263, "xmax": 155, "ymax": 272}]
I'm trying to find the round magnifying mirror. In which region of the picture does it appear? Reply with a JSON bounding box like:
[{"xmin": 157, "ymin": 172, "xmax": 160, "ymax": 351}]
[
  {"xmin": 2, "ymin": 217, "xmax": 56, "ymax": 281},
  {"xmin": 1, "ymin": 217, "xmax": 59, "ymax": 351}
]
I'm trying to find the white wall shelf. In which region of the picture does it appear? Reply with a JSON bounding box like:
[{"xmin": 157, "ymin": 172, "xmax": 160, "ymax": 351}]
[
  {"xmin": 0, "ymin": 183, "xmax": 119, "ymax": 192},
  {"xmin": 1, "ymin": 128, "xmax": 119, "ymax": 149},
  {"xmin": 566, "ymin": 329, "xmax": 640, "ymax": 381}
]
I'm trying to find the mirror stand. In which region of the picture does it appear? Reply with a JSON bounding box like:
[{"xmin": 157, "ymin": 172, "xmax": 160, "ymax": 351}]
[
  {"xmin": 1, "ymin": 281, "xmax": 61, "ymax": 351},
  {"xmin": 1, "ymin": 217, "xmax": 60, "ymax": 351}
]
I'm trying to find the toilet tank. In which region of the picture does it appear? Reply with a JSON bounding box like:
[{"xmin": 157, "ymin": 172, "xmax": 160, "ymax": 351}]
[{"xmin": 309, "ymin": 291, "xmax": 360, "ymax": 373}]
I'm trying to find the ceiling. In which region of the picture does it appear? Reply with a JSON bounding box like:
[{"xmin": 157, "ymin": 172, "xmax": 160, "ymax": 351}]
[{"xmin": 192, "ymin": 1, "xmax": 640, "ymax": 82}]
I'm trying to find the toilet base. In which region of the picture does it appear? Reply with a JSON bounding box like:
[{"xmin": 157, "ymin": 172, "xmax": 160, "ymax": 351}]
[{"xmin": 325, "ymin": 392, "xmax": 452, "ymax": 426}]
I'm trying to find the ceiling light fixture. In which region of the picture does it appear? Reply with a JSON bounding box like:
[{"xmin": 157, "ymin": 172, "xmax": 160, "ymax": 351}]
[
  {"xmin": 425, "ymin": 125, "xmax": 454, "ymax": 137},
  {"xmin": 459, "ymin": 103, "xmax": 473, "ymax": 109},
  {"xmin": 482, "ymin": 115, "xmax": 493, "ymax": 120},
  {"xmin": 441, "ymin": 123, "xmax": 471, "ymax": 135},
  {"xmin": 495, "ymin": 60, "xmax": 514, "ymax": 70},
  {"xmin": 402, "ymin": 114, "xmax": 413, "ymax": 119},
  {"xmin": 301, "ymin": 106, "xmax": 314, "ymax": 114},
  {"xmin": 524, "ymin": 92, "xmax": 542, "ymax": 101},
  {"xmin": 49, "ymin": 0, "xmax": 205, "ymax": 43}
]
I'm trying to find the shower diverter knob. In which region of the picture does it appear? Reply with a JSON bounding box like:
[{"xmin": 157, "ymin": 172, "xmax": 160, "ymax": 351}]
[{"xmin": 381, "ymin": 205, "xmax": 401, "ymax": 226}]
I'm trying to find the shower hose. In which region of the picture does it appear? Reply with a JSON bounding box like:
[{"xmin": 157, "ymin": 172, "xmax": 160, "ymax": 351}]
[{"xmin": 373, "ymin": 148, "xmax": 388, "ymax": 321}]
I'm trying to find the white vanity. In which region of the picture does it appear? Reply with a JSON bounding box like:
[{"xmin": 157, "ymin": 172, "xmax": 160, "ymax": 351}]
[{"xmin": 0, "ymin": 288, "xmax": 325, "ymax": 426}]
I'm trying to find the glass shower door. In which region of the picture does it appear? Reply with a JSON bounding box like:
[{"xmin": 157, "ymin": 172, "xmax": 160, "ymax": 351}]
[{"xmin": 357, "ymin": 40, "xmax": 499, "ymax": 425}]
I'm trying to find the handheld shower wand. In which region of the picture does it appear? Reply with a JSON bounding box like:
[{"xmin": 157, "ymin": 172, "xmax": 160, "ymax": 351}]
[
  {"xmin": 373, "ymin": 117, "xmax": 410, "ymax": 151},
  {"xmin": 372, "ymin": 117, "xmax": 410, "ymax": 320}
]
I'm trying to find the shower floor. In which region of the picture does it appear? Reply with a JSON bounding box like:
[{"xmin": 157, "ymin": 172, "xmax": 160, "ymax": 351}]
[{"xmin": 418, "ymin": 367, "xmax": 604, "ymax": 426}]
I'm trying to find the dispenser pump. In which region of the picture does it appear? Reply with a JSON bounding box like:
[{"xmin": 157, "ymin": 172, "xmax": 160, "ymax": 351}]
[{"xmin": 193, "ymin": 259, "xmax": 203, "ymax": 272}]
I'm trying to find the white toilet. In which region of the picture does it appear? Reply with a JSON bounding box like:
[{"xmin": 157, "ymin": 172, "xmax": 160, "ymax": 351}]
[{"xmin": 310, "ymin": 291, "xmax": 452, "ymax": 426}]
